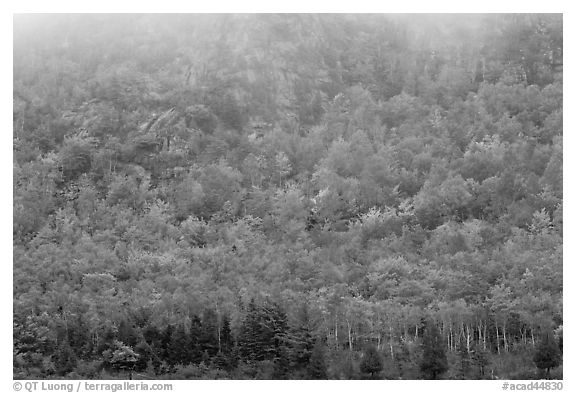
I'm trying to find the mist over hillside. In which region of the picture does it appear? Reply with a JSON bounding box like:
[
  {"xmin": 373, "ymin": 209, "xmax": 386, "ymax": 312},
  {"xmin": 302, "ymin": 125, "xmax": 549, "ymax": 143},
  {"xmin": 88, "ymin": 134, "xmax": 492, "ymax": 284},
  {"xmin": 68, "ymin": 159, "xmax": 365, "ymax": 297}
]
[{"xmin": 13, "ymin": 14, "xmax": 562, "ymax": 380}]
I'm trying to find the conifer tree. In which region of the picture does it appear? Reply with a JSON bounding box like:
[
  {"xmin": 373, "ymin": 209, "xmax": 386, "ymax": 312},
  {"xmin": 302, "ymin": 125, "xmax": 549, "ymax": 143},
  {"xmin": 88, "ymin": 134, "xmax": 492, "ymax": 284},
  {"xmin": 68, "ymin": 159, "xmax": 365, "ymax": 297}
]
[
  {"xmin": 53, "ymin": 340, "xmax": 77, "ymax": 376},
  {"xmin": 471, "ymin": 344, "xmax": 490, "ymax": 379},
  {"xmin": 200, "ymin": 308, "xmax": 219, "ymax": 357},
  {"xmin": 238, "ymin": 299, "xmax": 262, "ymax": 362},
  {"xmin": 420, "ymin": 321, "xmax": 448, "ymax": 379},
  {"xmin": 189, "ymin": 315, "xmax": 204, "ymax": 364},
  {"xmin": 167, "ymin": 324, "xmax": 190, "ymax": 366},
  {"xmin": 533, "ymin": 330, "xmax": 561, "ymax": 379},
  {"xmin": 289, "ymin": 304, "xmax": 315, "ymax": 370},
  {"xmin": 266, "ymin": 302, "xmax": 289, "ymax": 360},
  {"xmin": 160, "ymin": 324, "xmax": 174, "ymax": 363},
  {"xmin": 360, "ymin": 345, "xmax": 383, "ymax": 379},
  {"xmin": 307, "ymin": 340, "xmax": 328, "ymax": 379},
  {"xmin": 220, "ymin": 314, "xmax": 233, "ymax": 353}
]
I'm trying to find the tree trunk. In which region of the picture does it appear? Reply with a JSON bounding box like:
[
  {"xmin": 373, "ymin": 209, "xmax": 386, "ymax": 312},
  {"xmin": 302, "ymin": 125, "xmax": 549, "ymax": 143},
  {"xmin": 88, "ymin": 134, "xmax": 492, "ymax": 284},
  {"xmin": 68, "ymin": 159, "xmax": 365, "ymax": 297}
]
[
  {"xmin": 346, "ymin": 319, "xmax": 353, "ymax": 351},
  {"xmin": 495, "ymin": 322, "xmax": 500, "ymax": 355},
  {"xmin": 389, "ymin": 326, "xmax": 394, "ymax": 358},
  {"xmin": 521, "ymin": 328, "xmax": 526, "ymax": 345},
  {"xmin": 503, "ymin": 322, "xmax": 508, "ymax": 352},
  {"xmin": 478, "ymin": 324, "xmax": 482, "ymax": 350},
  {"xmin": 334, "ymin": 317, "xmax": 339, "ymax": 350}
]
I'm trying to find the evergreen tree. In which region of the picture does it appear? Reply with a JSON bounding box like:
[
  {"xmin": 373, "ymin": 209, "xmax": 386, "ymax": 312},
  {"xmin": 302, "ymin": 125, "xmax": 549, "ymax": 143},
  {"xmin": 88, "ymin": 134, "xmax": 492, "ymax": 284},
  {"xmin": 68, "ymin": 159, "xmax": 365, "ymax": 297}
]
[
  {"xmin": 420, "ymin": 321, "xmax": 448, "ymax": 379},
  {"xmin": 212, "ymin": 314, "xmax": 236, "ymax": 371},
  {"xmin": 220, "ymin": 314, "xmax": 233, "ymax": 353},
  {"xmin": 360, "ymin": 345, "xmax": 384, "ymax": 379},
  {"xmin": 160, "ymin": 324, "xmax": 174, "ymax": 363},
  {"xmin": 307, "ymin": 340, "xmax": 328, "ymax": 379},
  {"xmin": 471, "ymin": 344, "xmax": 490, "ymax": 379},
  {"xmin": 266, "ymin": 302, "xmax": 289, "ymax": 360},
  {"xmin": 533, "ymin": 330, "xmax": 561, "ymax": 379},
  {"xmin": 96, "ymin": 324, "xmax": 117, "ymax": 356},
  {"xmin": 189, "ymin": 315, "xmax": 204, "ymax": 364},
  {"xmin": 53, "ymin": 340, "xmax": 77, "ymax": 376},
  {"xmin": 133, "ymin": 341, "xmax": 152, "ymax": 372},
  {"xmin": 167, "ymin": 324, "xmax": 190, "ymax": 366},
  {"xmin": 238, "ymin": 299, "xmax": 263, "ymax": 362},
  {"xmin": 67, "ymin": 315, "xmax": 91, "ymax": 359},
  {"xmin": 237, "ymin": 299, "xmax": 289, "ymax": 362},
  {"xmin": 457, "ymin": 340, "xmax": 472, "ymax": 379},
  {"xmin": 118, "ymin": 319, "xmax": 138, "ymax": 347},
  {"xmin": 199, "ymin": 308, "xmax": 219, "ymax": 357},
  {"xmin": 289, "ymin": 303, "xmax": 315, "ymax": 370},
  {"xmin": 272, "ymin": 345, "xmax": 291, "ymax": 379}
]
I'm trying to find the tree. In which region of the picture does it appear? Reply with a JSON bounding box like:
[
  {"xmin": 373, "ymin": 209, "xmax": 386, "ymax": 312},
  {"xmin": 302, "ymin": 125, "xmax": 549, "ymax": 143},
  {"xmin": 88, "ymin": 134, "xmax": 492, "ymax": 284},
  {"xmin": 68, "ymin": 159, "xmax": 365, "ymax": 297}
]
[
  {"xmin": 12, "ymin": 13, "xmax": 563, "ymax": 381},
  {"xmin": 166, "ymin": 324, "xmax": 190, "ymax": 366},
  {"xmin": 237, "ymin": 299, "xmax": 263, "ymax": 362},
  {"xmin": 420, "ymin": 321, "xmax": 448, "ymax": 379},
  {"xmin": 288, "ymin": 303, "xmax": 315, "ymax": 370},
  {"xmin": 59, "ymin": 136, "xmax": 97, "ymax": 181},
  {"xmin": 471, "ymin": 344, "xmax": 491, "ymax": 379},
  {"xmin": 359, "ymin": 345, "xmax": 384, "ymax": 379},
  {"xmin": 53, "ymin": 340, "xmax": 77, "ymax": 376},
  {"xmin": 307, "ymin": 340, "xmax": 328, "ymax": 379},
  {"xmin": 237, "ymin": 300, "xmax": 289, "ymax": 363},
  {"xmin": 199, "ymin": 308, "xmax": 220, "ymax": 357},
  {"xmin": 220, "ymin": 314, "xmax": 233, "ymax": 354},
  {"xmin": 104, "ymin": 340, "xmax": 140, "ymax": 379},
  {"xmin": 533, "ymin": 330, "xmax": 561, "ymax": 378},
  {"xmin": 189, "ymin": 316, "xmax": 204, "ymax": 364}
]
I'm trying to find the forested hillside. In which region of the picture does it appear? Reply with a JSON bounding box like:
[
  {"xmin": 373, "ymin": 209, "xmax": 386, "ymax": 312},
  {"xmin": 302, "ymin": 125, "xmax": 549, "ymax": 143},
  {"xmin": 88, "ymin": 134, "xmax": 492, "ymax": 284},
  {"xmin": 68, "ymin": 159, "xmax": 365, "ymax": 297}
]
[{"xmin": 13, "ymin": 14, "xmax": 563, "ymax": 380}]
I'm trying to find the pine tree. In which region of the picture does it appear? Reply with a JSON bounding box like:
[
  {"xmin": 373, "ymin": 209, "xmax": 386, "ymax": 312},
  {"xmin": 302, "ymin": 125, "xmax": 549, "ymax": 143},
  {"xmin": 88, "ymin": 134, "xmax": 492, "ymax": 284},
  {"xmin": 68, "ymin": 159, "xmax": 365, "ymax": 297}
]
[
  {"xmin": 457, "ymin": 339, "xmax": 472, "ymax": 378},
  {"xmin": 289, "ymin": 303, "xmax": 314, "ymax": 370},
  {"xmin": 220, "ymin": 314, "xmax": 233, "ymax": 353},
  {"xmin": 167, "ymin": 324, "xmax": 190, "ymax": 366},
  {"xmin": 238, "ymin": 299, "xmax": 262, "ymax": 362},
  {"xmin": 237, "ymin": 299, "xmax": 289, "ymax": 362},
  {"xmin": 272, "ymin": 345, "xmax": 290, "ymax": 379},
  {"xmin": 212, "ymin": 314, "xmax": 236, "ymax": 371},
  {"xmin": 53, "ymin": 340, "xmax": 77, "ymax": 376},
  {"xmin": 67, "ymin": 314, "xmax": 91, "ymax": 359},
  {"xmin": 266, "ymin": 302, "xmax": 289, "ymax": 360},
  {"xmin": 199, "ymin": 308, "xmax": 219, "ymax": 357},
  {"xmin": 420, "ymin": 321, "xmax": 448, "ymax": 379},
  {"xmin": 160, "ymin": 324, "xmax": 174, "ymax": 363},
  {"xmin": 118, "ymin": 319, "xmax": 138, "ymax": 347},
  {"xmin": 471, "ymin": 344, "xmax": 490, "ymax": 379},
  {"xmin": 307, "ymin": 340, "xmax": 328, "ymax": 379},
  {"xmin": 533, "ymin": 330, "xmax": 561, "ymax": 379},
  {"xmin": 360, "ymin": 345, "xmax": 384, "ymax": 379},
  {"xmin": 189, "ymin": 315, "xmax": 204, "ymax": 364},
  {"xmin": 96, "ymin": 324, "xmax": 117, "ymax": 356}
]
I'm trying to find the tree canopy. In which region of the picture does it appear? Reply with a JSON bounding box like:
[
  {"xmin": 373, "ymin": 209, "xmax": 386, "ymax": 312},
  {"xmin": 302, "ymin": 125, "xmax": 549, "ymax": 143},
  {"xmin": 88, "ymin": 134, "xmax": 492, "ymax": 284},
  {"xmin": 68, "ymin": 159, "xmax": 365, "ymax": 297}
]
[{"xmin": 13, "ymin": 14, "xmax": 562, "ymax": 380}]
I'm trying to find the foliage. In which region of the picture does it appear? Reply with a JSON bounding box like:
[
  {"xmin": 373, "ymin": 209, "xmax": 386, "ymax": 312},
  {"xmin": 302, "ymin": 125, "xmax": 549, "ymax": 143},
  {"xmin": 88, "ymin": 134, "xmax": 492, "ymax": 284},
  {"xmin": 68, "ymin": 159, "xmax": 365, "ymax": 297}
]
[
  {"xmin": 420, "ymin": 322, "xmax": 449, "ymax": 379},
  {"xmin": 533, "ymin": 330, "xmax": 561, "ymax": 378},
  {"xmin": 13, "ymin": 14, "xmax": 562, "ymax": 380}
]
